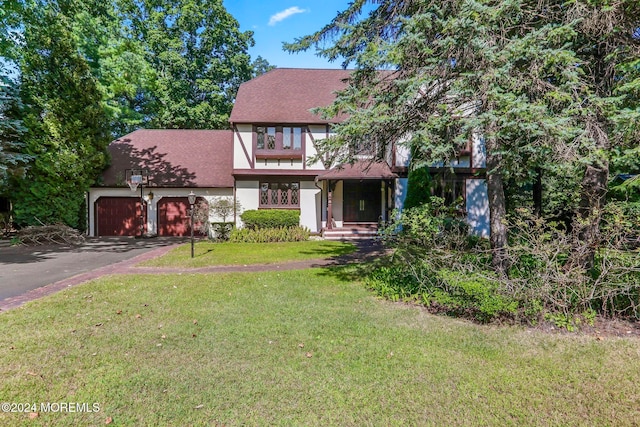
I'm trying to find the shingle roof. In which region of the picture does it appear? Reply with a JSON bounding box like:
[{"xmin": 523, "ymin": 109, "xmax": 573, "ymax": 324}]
[
  {"xmin": 317, "ymin": 161, "xmax": 397, "ymax": 180},
  {"xmin": 100, "ymin": 129, "xmax": 234, "ymax": 188},
  {"xmin": 229, "ymin": 68, "xmax": 353, "ymax": 124}
]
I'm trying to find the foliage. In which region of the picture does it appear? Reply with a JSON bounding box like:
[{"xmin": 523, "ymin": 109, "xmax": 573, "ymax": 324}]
[
  {"xmin": 372, "ymin": 204, "xmax": 640, "ymax": 326},
  {"xmin": 380, "ymin": 197, "xmax": 470, "ymax": 250},
  {"xmin": 209, "ymin": 196, "xmax": 240, "ymax": 223},
  {"xmin": 403, "ymin": 165, "xmax": 432, "ymax": 210},
  {"xmin": 121, "ymin": 0, "xmax": 255, "ymax": 129},
  {"xmin": 192, "ymin": 197, "xmax": 240, "ymax": 240},
  {"xmin": 210, "ymin": 222, "xmax": 234, "ymax": 242},
  {"xmin": 240, "ymin": 209, "xmax": 300, "ymax": 230},
  {"xmin": 286, "ymin": 0, "xmax": 640, "ymax": 272},
  {"xmin": 229, "ymin": 226, "xmax": 310, "ymax": 243},
  {"xmin": 0, "ymin": 71, "xmax": 29, "ymax": 189},
  {"xmin": 11, "ymin": 5, "xmax": 110, "ymax": 229}
]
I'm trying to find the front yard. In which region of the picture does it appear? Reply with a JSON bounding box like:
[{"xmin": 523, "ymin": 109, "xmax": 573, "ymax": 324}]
[
  {"xmin": 1, "ymin": 243, "xmax": 639, "ymax": 425},
  {"xmin": 138, "ymin": 240, "xmax": 356, "ymax": 268}
]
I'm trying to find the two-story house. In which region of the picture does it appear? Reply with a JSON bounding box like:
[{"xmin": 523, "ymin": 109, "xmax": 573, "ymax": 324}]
[{"xmin": 87, "ymin": 68, "xmax": 489, "ymax": 238}]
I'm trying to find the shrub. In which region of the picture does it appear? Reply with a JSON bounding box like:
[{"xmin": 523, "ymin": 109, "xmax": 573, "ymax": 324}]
[
  {"xmin": 366, "ymin": 263, "xmax": 517, "ymax": 323},
  {"xmin": 229, "ymin": 226, "xmax": 310, "ymax": 243},
  {"xmin": 403, "ymin": 166, "xmax": 432, "ymax": 209},
  {"xmin": 210, "ymin": 222, "xmax": 234, "ymax": 242},
  {"xmin": 240, "ymin": 209, "xmax": 300, "ymax": 230}
]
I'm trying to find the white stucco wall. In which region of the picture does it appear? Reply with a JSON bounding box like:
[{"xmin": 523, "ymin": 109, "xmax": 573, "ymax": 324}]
[
  {"xmin": 234, "ymin": 180, "xmax": 259, "ymax": 228},
  {"xmin": 394, "ymin": 178, "xmax": 409, "ymax": 213},
  {"xmin": 307, "ymin": 125, "xmax": 332, "ymax": 170},
  {"xmin": 300, "ymin": 181, "xmax": 322, "ymax": 232},
  {"xmin": 87, "ymin": 187, "xmax": 233, "ymax": 236},
  {"xmin": 233, "ymin": 124, "xmax": 253, "ymax": 169},
  {"xmin": 472, "ymin": 132, "xmax": 486, "ymax": 168},
  {"xmin": 466, "ymin": 179, "xmax": 489, "ymax": 237}
]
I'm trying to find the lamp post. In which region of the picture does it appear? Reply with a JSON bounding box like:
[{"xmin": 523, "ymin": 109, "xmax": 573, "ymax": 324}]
[{"xmin": 188, "ymin": 190, "xmax": 196, "ymax": 258}]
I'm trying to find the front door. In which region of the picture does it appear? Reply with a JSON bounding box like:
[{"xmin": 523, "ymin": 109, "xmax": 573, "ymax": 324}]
[{"xmin": 343, "ymin": 180, "xmax": 381, "ymax": 222}]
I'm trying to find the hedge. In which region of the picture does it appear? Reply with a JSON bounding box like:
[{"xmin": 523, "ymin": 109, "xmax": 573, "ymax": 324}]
[{"xmin": 240, "ymin": 209, "xmax": 300, "ymax": 230}]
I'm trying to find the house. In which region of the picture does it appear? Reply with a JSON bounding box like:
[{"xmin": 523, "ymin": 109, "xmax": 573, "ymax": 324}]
[{"xmin": 87, "ymin": 68, "xmax": 489, "ymax": 238}]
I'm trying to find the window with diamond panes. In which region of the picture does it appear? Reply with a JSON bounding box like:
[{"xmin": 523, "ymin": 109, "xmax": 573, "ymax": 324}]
[
  {"xmin": 259, "ymin": 182, "xmax": 300, "ymax": 208},
  {"xmin": 255, "ymin": 126, "xmax": 304, "ymax": 151}
]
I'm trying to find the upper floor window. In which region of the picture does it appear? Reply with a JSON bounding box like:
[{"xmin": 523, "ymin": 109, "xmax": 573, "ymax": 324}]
[
  {"xmin": 257, "ymin": 126, "xmax": 276, "ymax": 150},
  {"xmin": 255, "ymin": 126, "xmax": 304, "ymax": 151}
]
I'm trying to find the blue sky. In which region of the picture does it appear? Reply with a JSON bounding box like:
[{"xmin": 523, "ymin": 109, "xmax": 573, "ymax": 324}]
[{"xmin": 223, "ymin": 1, "xmax": 359, "ymax": 69}]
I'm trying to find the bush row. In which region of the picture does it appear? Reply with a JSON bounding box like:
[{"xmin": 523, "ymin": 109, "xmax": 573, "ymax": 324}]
[
  {"xmin": 229, "ymin": 226, "xmax": 310, "ymax": 243},
  {"xmin": 240, "ymin": 209, "xmax": 300, "ymax": 230}
]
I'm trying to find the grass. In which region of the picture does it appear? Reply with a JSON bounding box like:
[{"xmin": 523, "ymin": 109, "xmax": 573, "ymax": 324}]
[
  {"xmin": 138, "ymin": 240, "xmax": 356, "ymax": 268},
  {"xmin": 1, "ymin": 266, "xmax": 640, "ymax": 426}
]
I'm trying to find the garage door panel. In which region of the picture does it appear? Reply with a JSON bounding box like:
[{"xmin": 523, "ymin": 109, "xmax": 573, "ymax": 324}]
[
  {"xmin": 96, "ymin": 197, "xmax": 146, "ymax": 236},
  {"xmin": 158, "ymin": 197, "xmax": 207, "ymax": 237}
]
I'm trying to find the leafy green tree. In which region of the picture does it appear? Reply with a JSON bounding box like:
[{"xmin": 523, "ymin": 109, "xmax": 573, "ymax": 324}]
[
  {"xmin": 122, "ymin": 0, "xmax": 255, "ymax": 129},
  {"xmin": 12, "ymin": 4, "xmax": 110, "ymax": 228}
]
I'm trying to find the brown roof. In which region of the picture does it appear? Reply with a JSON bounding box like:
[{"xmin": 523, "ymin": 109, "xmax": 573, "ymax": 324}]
[
  {"xmin": 229, "ymin": 68, "xmax": 353, "ymax": 124},
  {"xmin": 100, "ymin": 129, "xmax": 234, "ymax": 187},
  {"xmin": 317, "ymin": 161, "xmax": 397, "ymax": 180}
]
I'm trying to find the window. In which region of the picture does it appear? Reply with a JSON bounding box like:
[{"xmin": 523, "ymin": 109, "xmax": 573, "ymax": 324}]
[
  {"xmin": 256, "ymin": 126, "xmax": 276, "ymax": 150},
  {"xmin": 259, "ymin": 182, "xmax": 300, "ymax": 208},
  {"xmin": 255, "ymin": 126, "xmax": 304, "ymax": 151},
  {"xmin": 431, "ymin": 174, "xmax": 465, "ymax": 213}
]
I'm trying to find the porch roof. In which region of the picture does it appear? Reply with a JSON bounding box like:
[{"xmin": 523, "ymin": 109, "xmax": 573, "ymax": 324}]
[{"xmin": 316, "ymin": 161, "xmax": 397, "ymax": 180}]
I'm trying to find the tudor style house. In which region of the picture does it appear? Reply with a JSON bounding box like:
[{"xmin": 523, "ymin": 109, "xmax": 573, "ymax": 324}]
[{"xmin": 87, "ymin": 68, "xmax": 489, "ymax": 238}]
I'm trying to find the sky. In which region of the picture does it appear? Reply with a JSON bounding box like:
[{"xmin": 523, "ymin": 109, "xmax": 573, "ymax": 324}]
[{"xmin": 223, "ymin": 1, "xmax": 362, "ymax": 69}]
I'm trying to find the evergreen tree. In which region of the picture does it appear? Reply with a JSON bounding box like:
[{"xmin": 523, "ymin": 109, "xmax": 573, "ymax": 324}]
[
  {"xmin": 13, "ymin": 4, "xmax": 110, "ymax": 228},
  {"xmin": 286, "ymin": 0, "xmax": 640, "ymax": 272},
  {"xmin": 0, "ymin": 70, "xmax": 28, "ymax": 189}
]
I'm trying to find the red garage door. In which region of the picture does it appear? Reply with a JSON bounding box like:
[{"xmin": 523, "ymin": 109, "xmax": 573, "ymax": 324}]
[
  {"xmin": 95, "ymin": 197, "xmax": 146, "ymax": 236},
  {"xmin": 158, "ymin": 197, "xmax": 206, "ymax": 236}
]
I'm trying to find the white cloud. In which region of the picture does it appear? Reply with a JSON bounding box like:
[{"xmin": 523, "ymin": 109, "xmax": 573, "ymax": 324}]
[{"xmin": 268, "ymin": 6, "xmax": 307, "ymax": 26}]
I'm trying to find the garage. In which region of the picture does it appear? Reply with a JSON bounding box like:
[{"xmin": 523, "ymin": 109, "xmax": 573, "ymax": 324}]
[
  {"xmin": 95, "ymin": 197, "xmax": 146, "ymax": 236},
  {"xmin": 157, "ymin": 197, "xmax": 206, "ymax": 237}
]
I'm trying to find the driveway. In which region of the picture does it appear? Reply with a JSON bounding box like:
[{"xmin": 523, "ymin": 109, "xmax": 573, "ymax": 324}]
[{"xmin": 0, "ymin": 237, "xmax": 181, "ymax": 303}]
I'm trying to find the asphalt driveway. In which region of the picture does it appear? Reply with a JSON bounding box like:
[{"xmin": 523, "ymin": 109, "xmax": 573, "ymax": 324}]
[{"xmin": 0, "ymin": 237, "xmax": 181, "ymax": 302}]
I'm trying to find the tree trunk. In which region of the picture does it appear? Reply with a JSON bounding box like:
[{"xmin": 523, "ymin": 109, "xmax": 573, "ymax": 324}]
[
  {"xmin": 533, "ymin": 167, "xmax": 543, "ymax": 217},
  {"xmin": 568, "ymin": 118, "xmax": 610, "ymax": 270},
  {"xmin": 485, "ymin": 137, "xmax": 509, "ymax": 274}
]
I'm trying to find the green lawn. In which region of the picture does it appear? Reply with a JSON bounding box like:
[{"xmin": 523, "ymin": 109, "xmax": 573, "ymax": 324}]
[
  {"xmin": 139, "ymin": 240, "xmax": 356, "ymax": 267},
  {"xmin": 1, "ymin": 266, "xmax": 640, "ymax": 425}
]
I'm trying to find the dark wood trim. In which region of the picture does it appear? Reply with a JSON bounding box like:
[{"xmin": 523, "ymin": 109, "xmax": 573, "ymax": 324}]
[
  {"xmin": 428, "ymin": 167, "xmax": 486, "ymax": 177},
  {"xmin": 234, "ymin": 125, "xmax": 254, "ymax": 169},
  {"xmin": 255, "ymin": 151, "xmax": 304, "ymax": 160},
  {"xmin": 304, "ymin": 126, "xmax": 314, "ymax": 170},
  {"xmin": 391, "ymin": 165, "xmax": 409, "ymax": 177}
]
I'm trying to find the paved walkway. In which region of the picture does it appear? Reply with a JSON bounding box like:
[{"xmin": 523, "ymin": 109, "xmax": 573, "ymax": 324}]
[{"xmin": 0, "ymin": 239, "xmax": 385, "ymax": 312}]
